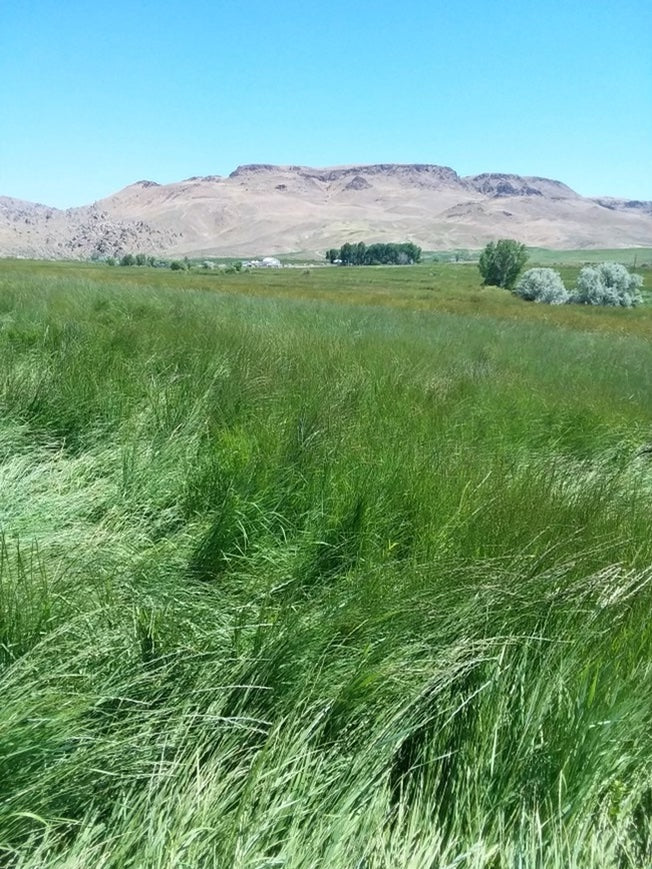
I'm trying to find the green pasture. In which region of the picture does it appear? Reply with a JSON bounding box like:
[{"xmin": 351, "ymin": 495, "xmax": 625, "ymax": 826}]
[
  {"xmin": 5, "ymin": 254, "xmax": 652, "ymax": 334},
  {"xmin": 0, "ymin": 258, "xmax": 651, "ymax": 867},
  {"xmin": 523, "ymin": 247, "xmax": 652, "ymax": 267}
]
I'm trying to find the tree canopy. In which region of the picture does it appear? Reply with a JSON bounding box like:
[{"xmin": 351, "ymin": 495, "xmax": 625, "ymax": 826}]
[
  {"xmin": 326, "ymin": 242, "xmax": 421, "ymax": 265},
  {"xmin": 478, "ymin": 239, "xmax": 528, "ymax": 289}
]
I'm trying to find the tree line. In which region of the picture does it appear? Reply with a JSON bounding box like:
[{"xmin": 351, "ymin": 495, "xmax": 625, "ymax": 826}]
[{"xmin": 325, "ymin": 242, "xmax": 422, "ymax": 265}]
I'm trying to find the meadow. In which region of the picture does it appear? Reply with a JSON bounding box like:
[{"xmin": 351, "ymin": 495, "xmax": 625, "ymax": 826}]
[{"xmin": 0, "ymin": 257, "xmax": 651, "ymax": 867}]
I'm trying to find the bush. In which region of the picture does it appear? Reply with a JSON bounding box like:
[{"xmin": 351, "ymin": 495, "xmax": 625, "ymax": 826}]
[
  {"xmin": 514, "ymin": 268, "xmax": 570, "ymax": 305},
  {"xmin": 170, "ymin": 260, "xmax": 186, "ymax": 271},
  {"xmin": 478, "ymin": 239, "xmax": 528, "ymax": 289},
  {"xmin": 572, "ymin": 262, "xmax": 643, "ymax": 307},
  {"xmin": 120, "ymin": 253, "xmax": 135, "ymax": 267}
]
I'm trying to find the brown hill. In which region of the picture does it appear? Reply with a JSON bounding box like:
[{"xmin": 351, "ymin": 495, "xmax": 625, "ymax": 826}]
[{"xmin": 1, "ymin": 164, "xmax": 651, "ymax": 259}]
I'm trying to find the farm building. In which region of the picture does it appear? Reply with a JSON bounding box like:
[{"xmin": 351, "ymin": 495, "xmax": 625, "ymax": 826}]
[{"xmin": 242, "ymin": 257, "xmax": 282, "ymax": 269}]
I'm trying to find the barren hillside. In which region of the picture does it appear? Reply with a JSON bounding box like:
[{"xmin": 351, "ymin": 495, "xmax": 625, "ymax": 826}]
[{"xmin": 2, "ymin": 164, "xmax": 651, "ymax": 259}]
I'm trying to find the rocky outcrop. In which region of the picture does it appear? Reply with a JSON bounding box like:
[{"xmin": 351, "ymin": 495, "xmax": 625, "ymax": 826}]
[{"xmin": 1, "ymin": 164, "xmax": 651, "ymax": 258}]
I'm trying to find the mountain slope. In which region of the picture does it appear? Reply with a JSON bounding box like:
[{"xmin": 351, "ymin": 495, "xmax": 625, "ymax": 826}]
[{"xmin": 2, "ymin": 164, "xmax": 651, "ymax": 258}]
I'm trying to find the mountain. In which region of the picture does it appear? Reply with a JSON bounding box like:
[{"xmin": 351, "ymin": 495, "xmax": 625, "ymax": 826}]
[{"xmin": 2, "ymin": 164, "xmax": 651, "ymax": 259}]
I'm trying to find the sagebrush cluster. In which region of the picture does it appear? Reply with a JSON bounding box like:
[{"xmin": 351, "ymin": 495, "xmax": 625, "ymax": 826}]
[
  {"xmin": 572, "ymin": 262, "xmax": 643, "ymax": 307},
  {"xmin": 515, "ymin": 269, "xmax": 570, "ymax": 305},
  {"xmin": 514, "ymin": 262, "xmax": 643, "ymax": 307}
]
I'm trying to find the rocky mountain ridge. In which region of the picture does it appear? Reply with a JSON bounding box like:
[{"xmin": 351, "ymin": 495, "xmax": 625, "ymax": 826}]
[{"xmin": 1, "ymin": 163, "xmax": 651, "ymax": 259}]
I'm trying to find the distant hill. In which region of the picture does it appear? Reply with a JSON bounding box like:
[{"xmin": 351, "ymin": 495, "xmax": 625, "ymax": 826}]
[{"xmin": 2, "ymin": 163, "xmax": 651, "ymax": 259}]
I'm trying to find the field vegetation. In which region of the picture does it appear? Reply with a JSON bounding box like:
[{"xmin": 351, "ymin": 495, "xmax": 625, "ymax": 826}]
[
  {"xmin": 520, "ymin": 247, "xmax": 652, "ymax": 268},
  {"xmin": 0, "ymin": 257, "xmax": 651, "ymax": 867}
]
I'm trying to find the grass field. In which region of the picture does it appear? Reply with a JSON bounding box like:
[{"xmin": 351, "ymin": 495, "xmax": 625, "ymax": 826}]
[
  {"xmin": 517, "ymin": 248, "xmax": 652, "ymax": 268},
  {"xmin": 1, "ymin": 258, "xmax": 651, "ymax": 867},
  {"xmin": 261, "ymin": 247, "xmax": 652, "ymax": 268}
]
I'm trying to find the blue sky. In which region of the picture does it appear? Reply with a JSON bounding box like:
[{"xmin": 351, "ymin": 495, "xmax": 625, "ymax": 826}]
[{"xmin": 1, "ymin": 0, "xmax": 650, "ymax": 207}]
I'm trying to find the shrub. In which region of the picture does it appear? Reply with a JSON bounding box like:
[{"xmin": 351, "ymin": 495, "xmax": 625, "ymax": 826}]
[
  {"xmin": 514, "ymin": 268, "xmax": 570, "ymax": 305},
  {"xmin": 120, "ymin": 253, "xmax": 135, "ymax": 267},
  {"xmin": 478, "ymin": 239, "xmax": 528, "ymax": 289},
  {"xmin": 572, "ymin": 262, "xmax": 643, "ymax": 307},
  {"xmin": 170, "ymin": 260, "xmax": 186, "ymax": 271}
]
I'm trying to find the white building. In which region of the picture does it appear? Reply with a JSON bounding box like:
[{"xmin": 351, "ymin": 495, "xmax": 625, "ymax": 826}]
[{"xmin": 242, "ymin": 257, "xmax": 282, "ymax": 269}]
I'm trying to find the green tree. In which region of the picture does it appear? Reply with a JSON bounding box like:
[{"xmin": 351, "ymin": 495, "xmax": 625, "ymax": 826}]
[
  {"xmin": 340, "ymin": 242, "xmax": 355, "ymax": 265},
  {"xmin": 478, "ymin": 239, "xmax": 528, "ymax": 289},
  {"xmin": 332, "ymin": 241, "xmax": 421, "ymax": 266},
  {"xmin": 120, "ymin": 253, "xmax": 135, "ymax": 266}
]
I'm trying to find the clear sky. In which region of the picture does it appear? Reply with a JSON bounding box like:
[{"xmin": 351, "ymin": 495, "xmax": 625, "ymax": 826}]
[{"xmin": 1, "ymin": 0, "xmax": 650, "ymax": 207}]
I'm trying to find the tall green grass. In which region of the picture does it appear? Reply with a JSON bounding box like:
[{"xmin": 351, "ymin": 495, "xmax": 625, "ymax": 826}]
[{"xmin": 0, "ymin": 264, "xmax": 651, "ymax": 867}]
